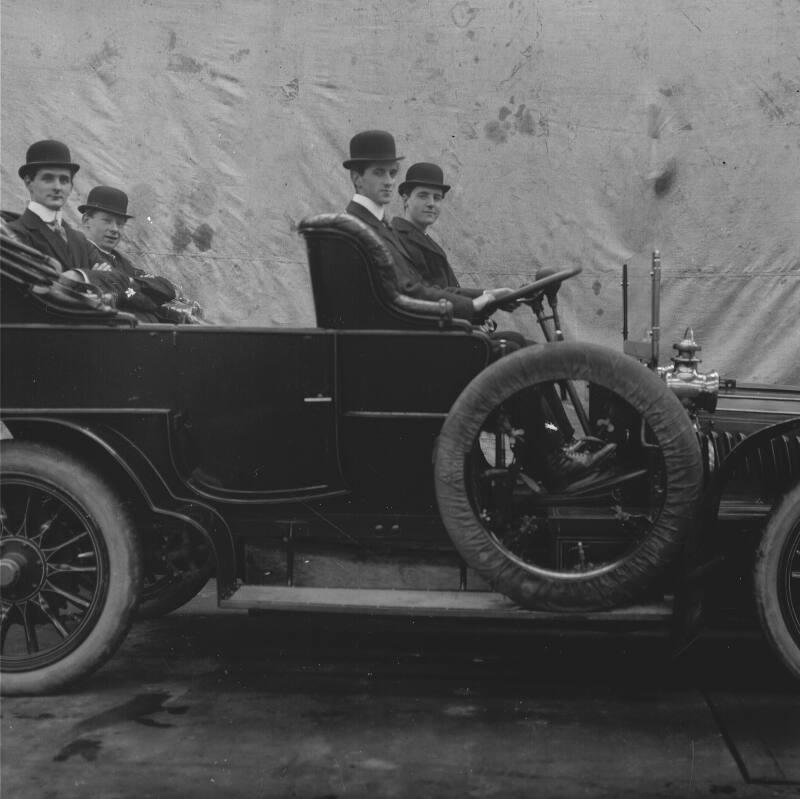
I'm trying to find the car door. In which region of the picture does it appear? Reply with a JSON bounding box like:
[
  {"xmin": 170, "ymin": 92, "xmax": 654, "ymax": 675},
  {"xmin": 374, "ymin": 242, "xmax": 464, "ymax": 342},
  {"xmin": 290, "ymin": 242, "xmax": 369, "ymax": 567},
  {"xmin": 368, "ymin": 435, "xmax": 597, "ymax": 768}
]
[
  {"xmin": 174, "ymin": 327, "xmax": 342, "ymax": 498},
  {"xmin": 335, "ymin": 329, "xmax": 492, "ymax": 512}
]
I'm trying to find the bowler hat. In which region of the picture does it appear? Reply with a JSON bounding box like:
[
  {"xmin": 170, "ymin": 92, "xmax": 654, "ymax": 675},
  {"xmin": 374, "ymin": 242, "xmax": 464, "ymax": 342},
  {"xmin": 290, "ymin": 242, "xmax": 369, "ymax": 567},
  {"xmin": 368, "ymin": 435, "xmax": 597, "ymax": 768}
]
[
  {"xmin": 398, "ymin": 162, "xmax": 450, "ymax": 196},
  {"xmin": 18, "ymin": 139, "xmax": 80, "ymax": 179},
  {"xmin": 343, "ymin": 130, "xmax": 404, "ymax": 169},
  {"xmin": 77, "ymin": 186, "xmax": 134, "ymax": 218}
]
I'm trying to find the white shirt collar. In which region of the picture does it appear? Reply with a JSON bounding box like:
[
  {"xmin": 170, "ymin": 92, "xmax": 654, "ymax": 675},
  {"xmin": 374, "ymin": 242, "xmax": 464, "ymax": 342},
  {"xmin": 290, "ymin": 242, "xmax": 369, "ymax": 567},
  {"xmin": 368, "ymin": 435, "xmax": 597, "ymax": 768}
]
[
  {"xmin": 351, "ymin": 194, "xmax": 386, "ymax": 221},
  {"xmin": 28, "ymin": 201, "xmax": 63, "ymax": 225}
]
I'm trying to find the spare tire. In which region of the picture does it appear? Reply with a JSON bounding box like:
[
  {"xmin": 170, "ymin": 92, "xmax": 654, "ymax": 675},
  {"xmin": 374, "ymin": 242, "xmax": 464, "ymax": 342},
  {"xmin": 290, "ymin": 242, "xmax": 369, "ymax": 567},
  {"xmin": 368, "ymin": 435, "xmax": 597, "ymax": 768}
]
[{"xmin": 434, "ymin": 342, "xmax": 703, "ymax": 611}]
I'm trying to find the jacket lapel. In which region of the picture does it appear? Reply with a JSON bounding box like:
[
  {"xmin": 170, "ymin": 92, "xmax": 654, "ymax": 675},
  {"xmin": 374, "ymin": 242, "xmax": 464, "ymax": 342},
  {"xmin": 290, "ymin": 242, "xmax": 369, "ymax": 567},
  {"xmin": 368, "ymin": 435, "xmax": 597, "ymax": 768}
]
[
  {"xmin": 345, "ymin": 201, "xmax": 380, "ymax": 231},
  {"xmin": 405, "ymin": 221, "xmax": 447, "ymax": 260},
  {"xmin": 22, "ymin": 209, "xmax": 72, "ymax": 265},
  {"xmin": 346, "ymin": 201, "xmax": 416, "ymax": 261},
  {"xmin": 62, "ymin": 222, "xmax": 87, "ymax": 268},
  {"xmin": 393, "ymin": 217, "xmax": 448, "ymax": 262}
]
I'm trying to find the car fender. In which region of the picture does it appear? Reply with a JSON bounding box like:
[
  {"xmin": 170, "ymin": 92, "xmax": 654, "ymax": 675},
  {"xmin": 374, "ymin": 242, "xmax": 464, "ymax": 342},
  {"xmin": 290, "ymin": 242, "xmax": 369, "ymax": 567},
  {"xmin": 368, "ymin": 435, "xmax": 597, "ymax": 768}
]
[
  {"xmin": 703, "ymin": 416, "xmax": 800, "ymax": 522},
  {"xmin": 0, "ymin": 414, "xmax": 237, "ymax": 597}
]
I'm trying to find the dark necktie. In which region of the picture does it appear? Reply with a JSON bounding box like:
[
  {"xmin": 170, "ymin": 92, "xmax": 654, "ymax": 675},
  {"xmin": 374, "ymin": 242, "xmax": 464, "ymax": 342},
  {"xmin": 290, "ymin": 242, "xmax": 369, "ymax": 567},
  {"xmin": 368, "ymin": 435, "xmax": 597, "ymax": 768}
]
[
  {"xmin": 48, "ymin": 219, "xmax": 67, "ymax": 243},
  {"xmin": 382, "ymin": 217, "xmax": 398, "ymax": 243}
]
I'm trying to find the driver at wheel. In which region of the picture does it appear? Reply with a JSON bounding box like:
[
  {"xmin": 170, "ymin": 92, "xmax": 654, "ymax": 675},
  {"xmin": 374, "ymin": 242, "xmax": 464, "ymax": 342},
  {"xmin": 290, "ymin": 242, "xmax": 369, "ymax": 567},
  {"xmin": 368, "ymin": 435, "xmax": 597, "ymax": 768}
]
[
  {"xmin": 391, "ymin": 159, "xmax": 616, "ymax": 489},
  {"xmin": 392, "ymin": 162, "xmax": 497, "ymax": 306},
  {"xmin": 342, "ymin": 134, "xmax": 615, "ymax": 489},
  {"xmin": 342, "ymin": 130, "xmax": 512, "ymax": 323}
]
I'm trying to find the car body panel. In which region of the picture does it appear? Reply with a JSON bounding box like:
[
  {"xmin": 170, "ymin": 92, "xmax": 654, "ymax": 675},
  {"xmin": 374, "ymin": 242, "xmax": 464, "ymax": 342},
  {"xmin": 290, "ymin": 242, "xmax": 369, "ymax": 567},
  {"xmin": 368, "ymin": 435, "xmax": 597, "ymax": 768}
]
[{"xmin": 2, "ymin": 216, "xmax": 800, "ymax": 619}]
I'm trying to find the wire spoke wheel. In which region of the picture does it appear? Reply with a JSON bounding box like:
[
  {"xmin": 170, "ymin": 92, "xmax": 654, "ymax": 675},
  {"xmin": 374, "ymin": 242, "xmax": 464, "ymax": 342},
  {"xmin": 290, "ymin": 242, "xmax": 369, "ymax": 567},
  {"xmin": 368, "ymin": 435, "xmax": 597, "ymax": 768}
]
[
  {"xmin": 755, "ymin": 481, "xmax": 800, "ymax": 680},
  {"xmin": 1, "ymin": 479, "xmax": 107, "ymax": 671},
  {"xmin": 0, "ymin": 442, "xmax": 141, "ymax": 695},
  {"xmin": 781, "ymin": 524, "xmax": 800, "ymax": 649}
]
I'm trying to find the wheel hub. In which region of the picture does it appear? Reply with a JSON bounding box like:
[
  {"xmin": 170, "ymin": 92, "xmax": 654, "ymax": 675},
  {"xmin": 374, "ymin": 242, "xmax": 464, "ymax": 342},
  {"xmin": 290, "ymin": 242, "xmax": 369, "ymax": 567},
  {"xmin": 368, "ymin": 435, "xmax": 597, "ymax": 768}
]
[{"xmin": 0, "ymin": 538, "xmax": 46, "ymax": 601}]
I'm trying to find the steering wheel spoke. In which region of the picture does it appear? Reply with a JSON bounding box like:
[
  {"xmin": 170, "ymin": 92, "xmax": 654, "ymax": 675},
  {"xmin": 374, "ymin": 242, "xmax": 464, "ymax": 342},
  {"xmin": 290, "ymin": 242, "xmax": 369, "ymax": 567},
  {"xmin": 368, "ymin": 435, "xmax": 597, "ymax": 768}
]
[{"xmin": 481, "ymin": 266, "xmax": 582, "ymax": 316}]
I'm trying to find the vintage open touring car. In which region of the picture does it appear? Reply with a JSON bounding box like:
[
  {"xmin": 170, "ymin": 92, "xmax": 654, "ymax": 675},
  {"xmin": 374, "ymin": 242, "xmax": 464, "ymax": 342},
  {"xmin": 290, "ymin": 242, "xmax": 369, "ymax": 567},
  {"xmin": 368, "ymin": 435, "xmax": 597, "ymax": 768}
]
[{"xmin": 1, "ymin": 213, "xmax": 799, "ymax": 695}]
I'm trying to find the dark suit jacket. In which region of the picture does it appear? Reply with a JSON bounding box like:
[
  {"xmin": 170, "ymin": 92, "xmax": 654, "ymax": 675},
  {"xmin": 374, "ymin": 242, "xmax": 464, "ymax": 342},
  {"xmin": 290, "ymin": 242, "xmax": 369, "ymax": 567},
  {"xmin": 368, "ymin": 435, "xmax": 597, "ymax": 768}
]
[
  {"xmin": 8, "ymin": 208, "xmax": 95, "ymax": 272},
  {"xmin": 82, "ymin": 243, "xmax": 189, "ymax": 323},
  {"xmin": 87, "ymin": 243, "xmax": 177, "ymax": 306},
  {"xmin": 391, "ymin": 217, "xmax": 482, "ymax": 301},
  {"xmin": 345, "ymin": 201, "xmax": 476, "ymax": 321}
]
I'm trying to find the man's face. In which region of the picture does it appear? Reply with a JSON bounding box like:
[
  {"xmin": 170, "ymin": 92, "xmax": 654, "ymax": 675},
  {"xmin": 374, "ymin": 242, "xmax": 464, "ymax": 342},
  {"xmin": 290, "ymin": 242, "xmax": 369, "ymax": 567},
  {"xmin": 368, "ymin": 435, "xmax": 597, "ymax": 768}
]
[
  {"xmin": 24, "ymin": 168, "xmax": 73, "ymax": 210},
  {"xmin": 83, "ymin": 210, "xmax": 127, "ymax": 250},
  {"xmin": 405, "ymin": 185, "xmax": 444, "ymax": 230},
  {"xmin": 354, "ymin": 162, "xmax": 399, "ymax": 206}
]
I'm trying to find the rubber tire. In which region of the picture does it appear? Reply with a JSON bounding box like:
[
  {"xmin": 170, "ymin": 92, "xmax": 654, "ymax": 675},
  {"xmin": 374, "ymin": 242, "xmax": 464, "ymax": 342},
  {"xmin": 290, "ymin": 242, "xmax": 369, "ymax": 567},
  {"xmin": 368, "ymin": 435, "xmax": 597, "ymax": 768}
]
[
  {"xmin": 754, "ymin": 481, "xmax": 800, "ymax": 681},
  {"xmin": 435, "ymin": 342, "xmax": 703, "ymax": 611},
  {"xmin": 0, "ymin": 441, "xmax": 142, "ymax": 695}
]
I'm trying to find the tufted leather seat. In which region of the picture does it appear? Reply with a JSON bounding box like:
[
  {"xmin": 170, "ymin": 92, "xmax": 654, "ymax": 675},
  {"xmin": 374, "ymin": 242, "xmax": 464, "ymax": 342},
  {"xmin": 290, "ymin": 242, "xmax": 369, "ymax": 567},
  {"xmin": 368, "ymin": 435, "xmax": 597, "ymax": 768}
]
[{"xmin": 298, "ymin": 213, "xmax": 473, "ymax": 331}]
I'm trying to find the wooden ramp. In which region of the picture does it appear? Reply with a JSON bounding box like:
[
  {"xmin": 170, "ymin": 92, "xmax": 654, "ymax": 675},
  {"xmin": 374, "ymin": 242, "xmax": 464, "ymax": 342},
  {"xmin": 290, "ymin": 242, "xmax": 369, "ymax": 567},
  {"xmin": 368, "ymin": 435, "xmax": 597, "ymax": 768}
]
[{"xmin": 706, "ymin": 691, "xmax": 800, "ymax": 784}]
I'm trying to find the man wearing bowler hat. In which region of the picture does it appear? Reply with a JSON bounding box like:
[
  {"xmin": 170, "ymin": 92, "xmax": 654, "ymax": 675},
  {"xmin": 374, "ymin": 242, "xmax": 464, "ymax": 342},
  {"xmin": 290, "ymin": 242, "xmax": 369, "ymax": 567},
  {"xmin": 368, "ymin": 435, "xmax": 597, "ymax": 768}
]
[
  {"xmin": 9, "ymin": 139, "xmax": 106, "ymax": 273},
  {"xmin": 78, "ymin": 185, "xmax": 204, "ymax": 323},
  {"xmin": 342, "ymin": 137, "xmax": 614, "ymax": 486},
  {"xmin": 392, "ymin": 162, "xmax": 489, "ymax": 305},
  {"xmin": 79, "ymin": 186, "xmax": 143, "ymax": 276},
  {"xmin": 391, "ymin": 161, "xmax": 616, "ymax": 486},
  {"xmin": 343, "ymin": 130, "xmax": 407, "ymax": 250},
  {"xmin": 343, "ymin": 132, "xmax": 508, "ymax": 322}
]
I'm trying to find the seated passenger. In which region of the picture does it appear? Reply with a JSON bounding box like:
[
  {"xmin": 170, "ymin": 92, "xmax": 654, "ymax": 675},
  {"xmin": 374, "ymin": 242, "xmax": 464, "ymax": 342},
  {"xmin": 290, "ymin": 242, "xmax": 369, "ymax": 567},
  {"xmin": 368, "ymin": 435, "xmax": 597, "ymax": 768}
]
[
  {"xmin": 78, "ymin": 186, "xmax": 205, "ymax": 324},
  {"xmin": 341, "ymin": 133, "xmax": 614, "ymax": 488},
  {"xmin": 8, "ymin": 139, "xmax": 107, "ymax": 274},
  {"xmin": 392, "ymin": 161, "xmax": 525, "ymax": 339},
  {"xmin": 5, "ymin": 141, "xmax": 179, "ymax": 322},
  {"xmin": 342, "ymin": 130, "xmax": 511, "ymax": 323},
  {"xmin": 392, "ymin": 162, "xmax": 485, "ymax": 302}
]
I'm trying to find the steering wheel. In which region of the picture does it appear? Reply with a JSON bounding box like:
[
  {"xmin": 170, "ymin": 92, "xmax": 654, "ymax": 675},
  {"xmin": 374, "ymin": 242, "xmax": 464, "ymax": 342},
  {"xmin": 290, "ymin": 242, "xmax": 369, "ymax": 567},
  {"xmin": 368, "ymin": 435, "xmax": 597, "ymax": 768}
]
[{"xmin": 479, "ymin": 265, "xmax": 582, "ymax": 317}]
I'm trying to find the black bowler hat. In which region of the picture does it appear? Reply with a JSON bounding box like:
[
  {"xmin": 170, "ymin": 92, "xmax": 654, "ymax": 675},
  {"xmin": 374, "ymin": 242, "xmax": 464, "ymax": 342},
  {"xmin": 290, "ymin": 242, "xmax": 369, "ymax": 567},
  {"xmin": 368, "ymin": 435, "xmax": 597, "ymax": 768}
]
[
  {"xmin": 398, "ymin": 162, "xmax": 450, "ymax": 196},
  {"xmin": 342, "ymin": 130, "xmax": 404, "ymax": 169},
  {"xmin": 77, "ymin": 186, "xmax": 134, "ymax": 218},
  {"xmin": 18, "ymin": 139, "xmax": 80, "ymax": 179}
]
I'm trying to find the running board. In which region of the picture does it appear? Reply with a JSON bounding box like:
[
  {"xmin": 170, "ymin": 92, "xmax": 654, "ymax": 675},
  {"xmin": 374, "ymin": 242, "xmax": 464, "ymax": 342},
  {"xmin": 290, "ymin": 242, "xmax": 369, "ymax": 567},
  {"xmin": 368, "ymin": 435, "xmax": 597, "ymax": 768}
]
[{"xmin": 220, "ymin": 585, "xmax": 673, "ymax": 625}]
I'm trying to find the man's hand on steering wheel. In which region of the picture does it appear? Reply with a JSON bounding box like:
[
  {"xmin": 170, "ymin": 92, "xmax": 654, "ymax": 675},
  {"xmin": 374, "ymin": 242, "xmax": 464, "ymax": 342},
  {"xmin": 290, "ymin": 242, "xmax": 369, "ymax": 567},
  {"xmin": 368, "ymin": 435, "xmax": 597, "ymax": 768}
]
[
  {"xmin": 491, "ymin": 287, "xmax": 520, "ymax": 312},
  {"xmin": 472, "ymin": 287, "xmax": 515, "ymax": 315},
  {"xmin": 478, "ymin": 267, "xmax": 583, "ymax": 317}
]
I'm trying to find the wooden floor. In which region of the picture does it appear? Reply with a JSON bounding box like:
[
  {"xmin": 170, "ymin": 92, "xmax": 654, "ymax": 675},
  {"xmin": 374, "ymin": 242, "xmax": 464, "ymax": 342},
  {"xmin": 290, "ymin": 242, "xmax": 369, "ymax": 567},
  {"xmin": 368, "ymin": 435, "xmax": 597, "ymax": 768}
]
[{"xmin": 2, "ymin": 582, "xmax": 798, "ymax": 799}]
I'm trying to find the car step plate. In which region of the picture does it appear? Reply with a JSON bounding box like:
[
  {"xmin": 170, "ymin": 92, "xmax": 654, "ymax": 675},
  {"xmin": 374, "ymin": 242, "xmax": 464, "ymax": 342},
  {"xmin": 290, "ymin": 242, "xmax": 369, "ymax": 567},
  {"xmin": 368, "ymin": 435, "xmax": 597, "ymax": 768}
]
[{"xmin": 221, "ymin": 586, "xmax": 672, "ymax": 625}]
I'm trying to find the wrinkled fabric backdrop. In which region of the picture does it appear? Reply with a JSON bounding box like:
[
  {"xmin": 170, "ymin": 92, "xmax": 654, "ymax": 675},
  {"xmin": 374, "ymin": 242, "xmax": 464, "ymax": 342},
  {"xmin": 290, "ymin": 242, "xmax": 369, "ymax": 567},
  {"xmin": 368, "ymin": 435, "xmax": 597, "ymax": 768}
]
[{"xmin": 2, "ymin": 0, "xmax": 798, "ymax": 383}]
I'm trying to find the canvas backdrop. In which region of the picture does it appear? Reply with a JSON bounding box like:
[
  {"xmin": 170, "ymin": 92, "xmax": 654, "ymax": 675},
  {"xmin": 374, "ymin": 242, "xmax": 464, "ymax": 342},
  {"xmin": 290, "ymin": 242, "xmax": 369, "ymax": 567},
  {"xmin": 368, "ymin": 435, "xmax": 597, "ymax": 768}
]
[{"xmin": 2, "ymin": 0, "xmax": 798, "ymax": 383}]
